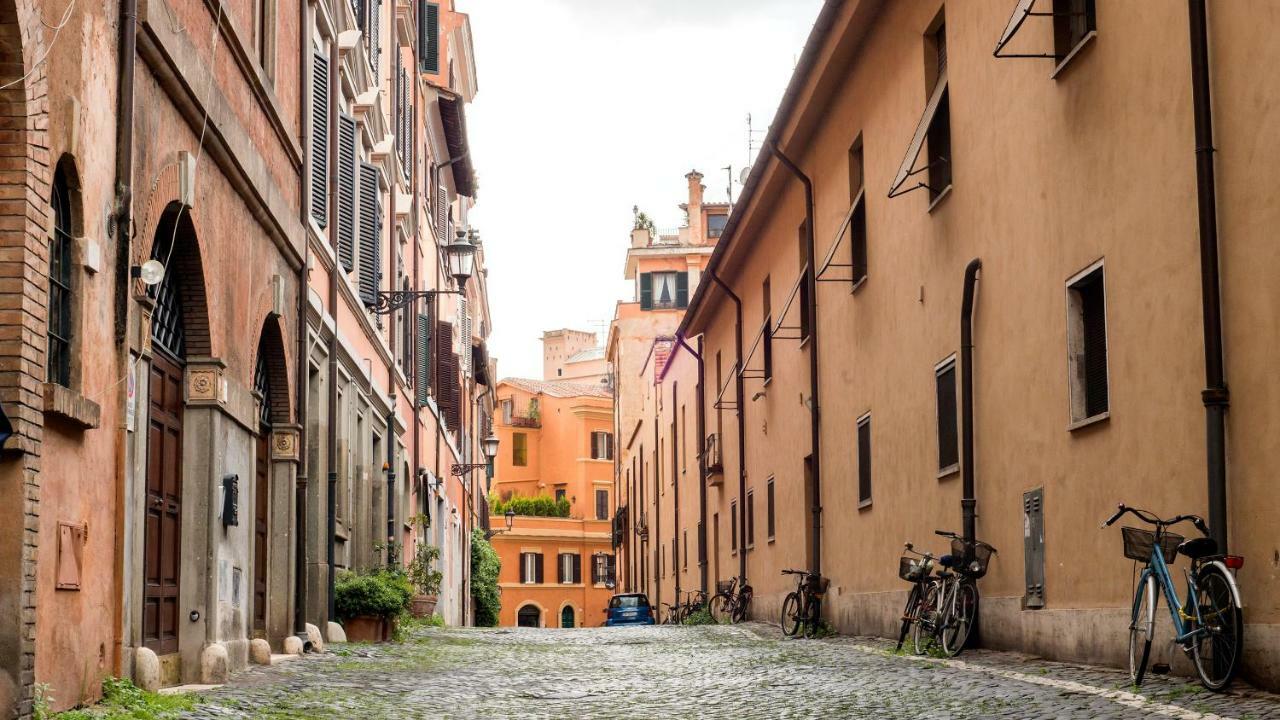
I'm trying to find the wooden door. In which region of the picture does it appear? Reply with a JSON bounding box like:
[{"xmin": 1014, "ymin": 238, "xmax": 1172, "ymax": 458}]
[
  {"xmin": 144, "ymin": 353, "xmax": 184, "ymax": 654},
  {"xmin": 254, "ymin": 431, "xmax": 270, "ymax": 631}
]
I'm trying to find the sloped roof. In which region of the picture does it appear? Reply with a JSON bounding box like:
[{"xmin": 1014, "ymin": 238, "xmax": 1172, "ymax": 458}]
[
  {"xmin": 500, "ymin": 377, "xmax": 611, "ymax": 399},
  {"xmin": 566, "ymin": 347, "xmax": 605, "ymax": 364}
]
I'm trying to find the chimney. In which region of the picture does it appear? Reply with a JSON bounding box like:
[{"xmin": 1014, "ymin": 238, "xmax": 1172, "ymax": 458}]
[{"xmin": 686, "ymin": 170, "xmax": 705, "ymax": 245}]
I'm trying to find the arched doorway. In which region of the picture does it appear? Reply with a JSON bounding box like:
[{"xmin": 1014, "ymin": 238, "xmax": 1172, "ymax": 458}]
[
  {"xmin": 517, "ymin": 604, "xmax": 541, "ymax": 628},
  {"xmin": 560, "ymin": 605, "xmax": 575, "ymax": 628}
]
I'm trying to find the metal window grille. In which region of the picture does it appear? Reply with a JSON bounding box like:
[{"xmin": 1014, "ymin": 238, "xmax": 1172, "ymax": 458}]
[{"xmin": 47, "ymin": 170, "xmax": 73, "ymax": 386}]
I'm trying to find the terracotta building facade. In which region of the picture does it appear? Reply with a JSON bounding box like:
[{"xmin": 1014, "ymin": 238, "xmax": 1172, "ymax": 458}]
[
  {"xmin": 615, "ymin": 0, "xmax": 1280, "ymax": 689},
  {"xmin": 0, "ymin": 0, "xmax": 496, "ymax": 716}
]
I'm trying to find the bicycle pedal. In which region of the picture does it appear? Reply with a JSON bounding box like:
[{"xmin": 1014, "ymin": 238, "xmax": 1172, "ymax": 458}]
[{"xmin": 1151, "ymin": 663, "xmax": 1171, "ymax": 675}]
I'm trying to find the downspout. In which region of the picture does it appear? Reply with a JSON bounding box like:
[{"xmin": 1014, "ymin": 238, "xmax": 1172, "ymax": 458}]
[
  {"xmin": 675, "ymin": 334, "xmax": 707, "ymax": 596},
  {"xmin": 705, "ymin": 271, "xmax": 747, "ymax": 585},
  {"xmin": 771, "ymin": 143, "xmax": 822, "ymax": 579},
  {"xmin": 960, "ymin": 259, "xmax": 982, "ymax": 546},
  {"xmin": 111, "ymin": 0, "xmax": 137, "ymax": 676},
  {"xmin": 293, "ymin": 0, "xmax": 312, "ymax": 637},
  {"xmin": 671, "ymin": 380, "xmax": 679, "ymax": 605},
  {"xmin": 1187, "ymin": 0, "xmax": 1229, "ymax": 552},
  {"xmin": 325, "ymin": 38, "xmax": 340, "ymax": 624},
  {"xmin": 652, "ymin": 396, "xmax": 660, "ymax": 607},
  {"xmin": 386, "ymin": 412, "xmax": 396, "ymax": 559}
]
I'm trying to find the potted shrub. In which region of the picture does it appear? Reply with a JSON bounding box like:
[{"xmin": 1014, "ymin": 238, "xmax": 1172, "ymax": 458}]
[
  {"xmin": 408, "ymin": 541, "xmax": 443, "ymax": 618},
  {"xmin": 335, "ymin": 568, "xmax": 413, "ymax": 642}
]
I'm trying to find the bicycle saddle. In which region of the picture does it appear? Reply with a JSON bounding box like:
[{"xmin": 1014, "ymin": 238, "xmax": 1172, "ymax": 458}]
[
  {"xmin": 1178, "ymin": 536, "xmax": 1218, "ymax": 559},
  {"xmin": 939, "ymin": 554, "xmax": 958, "ymax": 568}
]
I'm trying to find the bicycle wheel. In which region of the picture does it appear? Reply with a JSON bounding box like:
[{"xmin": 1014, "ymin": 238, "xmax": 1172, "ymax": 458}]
[
  {"xmin": 912, "ymin": 583, "xmax": 942, "ymax": 655},
  {"xmin": 709, "ymin": 593, "xmax": 731, "ymax": 624},
  {"xmin": 780, "ymin": 591, "xmax": 802, "ymax": 637},
  {"xmin": 731, "ymin": 588, "xmax": 751, "ymax": 624},
  {"xmin": 1129, "ymin": 573, "xmax": 1156, "ymax": 687},
  {"xmin": 1190, "ymin": 564, "xmax": 1243, "ymax": 691},
  {"xmin": 896, "ymin": 585, "xmax": 921, "ymax": 651},
  {"xmin": 942, "ymin": 581, "xmax": 978, "ymax": 656},
  {"xmin": 802, "ymin": 595, "xmax": 822, "ymax": 639}
]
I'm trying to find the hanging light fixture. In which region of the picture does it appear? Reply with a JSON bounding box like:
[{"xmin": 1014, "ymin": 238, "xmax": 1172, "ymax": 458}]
[{"xmin": 445, "ymin": 229, "xmax": 477, "ymax": 287}]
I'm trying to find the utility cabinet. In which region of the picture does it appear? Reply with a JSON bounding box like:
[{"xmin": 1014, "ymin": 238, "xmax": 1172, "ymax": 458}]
[{"xmin": 1023, "ymin": 488, "xmax": 1046, "ymax": 609}]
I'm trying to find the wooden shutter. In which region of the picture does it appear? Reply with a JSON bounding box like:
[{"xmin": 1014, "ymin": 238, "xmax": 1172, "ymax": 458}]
[
  {"xmin": 337, "ymin": 114, "xmax": 357, "ymax": 272},
  {"xmin": 415, "ymin": 314, "xmax": 431, "ymax": 406},
  {"xmin": 358, "ymin": 163, "xmax": 381, "ymax": 305},
  {"xmin": 519, "ymin": 553, "xmax": 528, "ymax": 583},
  {"xmin": 419, "ymin": 2, "xmax": 440, "ymax": 73},
  {"xmin": 447, "ymin": 353, "xmax": 461, "ymax": 431},
  {"xmin": 1080, "ymin": 274, "xmax": 1108, "ymax": 417},
  {"xmin": 310, "ymin": 52, "xmax": 329, "ymax": 228},
  {"xmin": 396, "ymin": 68, "xmax": 405, "ymax": 172},
  {"xmin": 435, "ymin": 320, "xmax": 454, "ymax": 423},
  {"xmin": 435, "ymin": 184, "xmax": 448, "ymax": 245},
  {"xmin": 572, "ymin": 554, "xmax": 582, "ymax": 584},
  {"xmin": 368, "ymin": 0, "xmax": 381, "ymax": 81},
  {"xmin": 534, "ymin": 553, "xmax": 544, "ymax": 584},
  {"xmin": 639, "ymin": 273, "xmax": 653, "ymax": 310},
  {"xmin": 857, "ymin": 417, "xmax": 872, "ymax": 503},
  {"xmin": 676, "ymin": 272, "xmax": 689, "ymax": 308}
]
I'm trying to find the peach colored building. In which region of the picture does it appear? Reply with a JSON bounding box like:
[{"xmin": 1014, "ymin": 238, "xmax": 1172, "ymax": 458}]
[
  {"xmin": 489, "ymin": 354, "xmax": 616, "ymax": 628},
  {"xmin": 542, "ymin": 329, "xmax": 607, "ymax": 384},
  {"xmin": 621, "ymin": 0, "xmax": 1280, "ymax": 690}
]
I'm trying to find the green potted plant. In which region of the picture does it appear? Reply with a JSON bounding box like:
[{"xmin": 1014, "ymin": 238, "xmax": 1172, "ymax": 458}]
[
  {"xmin": 408, "ymin": 540, "xmax": 443, "ymax": 618},
  {"xmin": 335, "ymin": 568, "xmax": 413, "ymax": 642}
]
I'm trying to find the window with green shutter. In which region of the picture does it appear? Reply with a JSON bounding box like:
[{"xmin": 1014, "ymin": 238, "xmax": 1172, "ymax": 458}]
[
  {"xmin": 415, "ymin": 314, "xmax": 431, "ymax": 406},
  {"xmin": 310, "ymin": 52, "xmax": 329, "ymax": 228},
  {"xmin": 419, "ymin": 2, "xmax": 440, "ymax": 73},
  {"xmin": 358, "ymin": 163, "xmax": 381, "ymax": 306},
  {"xmin": 639, "ymin": 272, "xmax": 652, "ymax": 310},
  {"xmin": 337, "ymin": 114, "xmax": 356, "ymax": 272}
]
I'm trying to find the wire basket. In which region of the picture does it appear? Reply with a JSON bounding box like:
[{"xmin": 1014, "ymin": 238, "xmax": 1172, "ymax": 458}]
[
  {"xmin": 899, "ymin": 556, "xmax": 929, "ymax": 582},
  {"xmin": 950, "ymin": 538, "xmax": 995, "ymax": 579},
  {"xmin": 716, "ymin": 580, "xmax": 734, "ymax": 595},
  {"xmin": 1121, "ymin": 527, "xmax": 1183, "ymax": 563},
  {"xmin": 805, "ymin": 575, "xmax": 830, "ymax": 596}
]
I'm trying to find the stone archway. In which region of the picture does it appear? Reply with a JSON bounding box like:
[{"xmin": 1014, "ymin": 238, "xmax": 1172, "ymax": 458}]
[{"xmin": 517, "ymin": 604, "xmax": 542, "ymax": 628}]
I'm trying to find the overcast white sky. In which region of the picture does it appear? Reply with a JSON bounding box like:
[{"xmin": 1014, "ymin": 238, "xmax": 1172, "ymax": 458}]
[{"xmin": 466, "ymin": 0, "xmax": 823, "ymax": 380}]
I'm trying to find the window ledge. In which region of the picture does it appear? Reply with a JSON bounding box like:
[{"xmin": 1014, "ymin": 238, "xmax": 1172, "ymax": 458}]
[
  {"xmin": 858, "ymin": 498, "xmax": 873, "ymax": 511},
  {"xmin": 1068, "ymin": 411, "xmax": 1110, "ymax": 433},
  {"xmin": 767, "ymin": 536, "xmax": 775, "ymax": 545},
  {"xmin": 937, "ymin": 464, "xmax": 960, "ymax": 480},
  {"xmin": 927, "ymin": 185, "xmax": 953, "ymax": 213},
  {"xmin": 1051, "ymin": 31, "xmax": 1097, "ymax": 80},
  {"xmin": 43, "ymin": 383, "xmax": 100, "ymax": 429}
]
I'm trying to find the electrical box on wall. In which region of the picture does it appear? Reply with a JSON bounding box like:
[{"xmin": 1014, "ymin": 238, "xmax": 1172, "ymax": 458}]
[{"xmin": 221, "ymin": 474, "xmax": 240, "ymax": 527}]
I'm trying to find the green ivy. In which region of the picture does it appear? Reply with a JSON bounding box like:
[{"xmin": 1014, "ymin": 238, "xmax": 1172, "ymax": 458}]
[
  {"xmin": 489, "ymin": 493, "xmax": 571, "ymax": 518},
  {"xmin": 470, "ymin": 528, "xmax": 502, "ymax": 627}
]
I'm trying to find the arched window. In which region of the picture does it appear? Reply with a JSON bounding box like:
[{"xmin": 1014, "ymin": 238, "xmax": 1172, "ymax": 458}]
[
  {"xmin": 560, "ymin": 605, "xmax": 575, "ymax": 629},
  {"xmin": 517, "ymin": 604, "xmax": 540, "ymax": 628},
  {"xmin": 47, "ymin": 165, "xmax": 74, "ymax": 386}
]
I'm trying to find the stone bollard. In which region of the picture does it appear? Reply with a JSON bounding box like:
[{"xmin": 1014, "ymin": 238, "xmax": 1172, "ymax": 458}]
[
  {"xmin": 304, "ymin": 623, "xmax": 325, "ymax": 653},
  {"xmin": 282, "ymin": 635, "xmax": 305, "ymax": 656},
  {"xmin": 134, "ymin": 647, "xmax": 161, "ymax": 692},
  {"xmin": 200, "ymin": 643, "xmax": 229, "ymax": 685},
  {"xmin": 249, "ymin": 638, "xmax": 272, "ymax": 666},
  {"xmin": 326, "ymin": 621, "xmax": 347, "ymax": 644}
]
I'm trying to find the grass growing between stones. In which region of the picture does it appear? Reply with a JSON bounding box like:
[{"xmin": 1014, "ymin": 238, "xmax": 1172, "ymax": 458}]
[{"xmin": 53, "ymin": 678, "xmax": 199, "ymax": 720}]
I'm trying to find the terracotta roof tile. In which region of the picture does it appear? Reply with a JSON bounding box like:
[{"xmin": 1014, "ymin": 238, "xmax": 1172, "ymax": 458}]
[{"xmin": 499, "ymin": 377, "xmax": 611, "ymax": 399}]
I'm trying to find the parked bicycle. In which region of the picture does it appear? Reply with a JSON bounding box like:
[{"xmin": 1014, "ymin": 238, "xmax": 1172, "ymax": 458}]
[
  {"xmin": 910, "ymin": 530, "xmax": 995, "ymax": 657},
  {"xmin": 1101, "ymin": 504, "xmax": 1244, "ymax": 691},
  {"xmin": 709, "ymin": 576, "xmax": 753, "ymax": 624},
  {"xmin": 660, "ymin": 602, "xmax": 681, "ymax": 625},
  {"xmin": 780, "ymin": 569, "xmax": 829, "ymax": 638},
  {"xmin": 896, "ymin": 542, "xmax": 936, "ymax": 651},
  {"xmin": 680, "ymin": 590, "xmax": 708, "ymax": 622}
]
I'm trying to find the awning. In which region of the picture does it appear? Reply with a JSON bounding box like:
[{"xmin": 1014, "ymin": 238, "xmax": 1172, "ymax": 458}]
[
  {"xmin": 888, "ymin": 68, "xmax": 948, "ymax": 198},
  {"xmin": 438, "ymin": 94, "xmax": 477, "ymax": 197},
  {"xmin": 994, "ymin": 0, "xmax": 1039, "ymax": 57}
]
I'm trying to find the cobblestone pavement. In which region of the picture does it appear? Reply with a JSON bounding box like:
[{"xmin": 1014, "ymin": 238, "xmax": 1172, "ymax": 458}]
[{"xmin": 182, "ymin": 624, "xmax": 1280, "ymax": 719}]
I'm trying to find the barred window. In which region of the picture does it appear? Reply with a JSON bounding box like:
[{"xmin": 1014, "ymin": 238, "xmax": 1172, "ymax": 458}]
[{"xmin": 48, "ymin": 166, "xmax": 74, "ymax": 387}]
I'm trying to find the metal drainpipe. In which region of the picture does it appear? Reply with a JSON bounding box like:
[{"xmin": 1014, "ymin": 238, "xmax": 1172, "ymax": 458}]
[
  {"xmin": 671, "ymin": 380, "xmax": 679, "ymax": 604},
  {"xmin": 960, "ymin": 259, "xmax": 982, "ymax": 546},
  {"xmin": 325, "ymin": 38, "xmax": 340, "ymax": 624},
  {"xmin": 675, "ymin": 334, "xmax": 707, "ymax": 596},
  {"xmin": 110, "ymin": 0, "xmax": 138, "ymax": 674},
  {"xmin": 771, "ymin": 143, "xmax": 822, "ymax": 578},
  {"xmin": 705, "ymin": 271, "xmax": 747, "ymax": 585},
  {"xmin": 1187, "ymin": 0, "xmax": 1229, "ymax": 552},
  {"xmin": 652, "ymin": 397, "xmax": 660, "ymax": 608},
  {"xmin": 387, "ymin": 413, "xmax": 396, "ymax": 558},
  {"xmin": 293, "ymin": 0, "xmax": 312, "ymax": 639}
]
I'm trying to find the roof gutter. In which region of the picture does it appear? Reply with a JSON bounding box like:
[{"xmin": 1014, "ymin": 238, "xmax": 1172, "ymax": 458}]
[{"xmin": 705, "ymin": 270, "xmax": 747, "ymax": 586}]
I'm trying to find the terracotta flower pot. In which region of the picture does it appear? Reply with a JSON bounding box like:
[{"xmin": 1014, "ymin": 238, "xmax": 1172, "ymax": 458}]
[
  {"xmin": 343, "ymin": 615, "xmax": 394, "ymax": 643},
  {"xmin": 411, "ymin": 594, "xmax": 438, "ymax": 618}
]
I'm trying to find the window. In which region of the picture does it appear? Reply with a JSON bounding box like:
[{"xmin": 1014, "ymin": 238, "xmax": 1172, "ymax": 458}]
[
  {"xmin": 310, "ymin": 52, "xmax": 329, "ymax": 228},
  {"xmin": 1067, "ymin": 263, "xmax": 1109, "ymax": 424},
  {"xmin": 512, "ymin": 432, "xmax": 528, "ymax": 466},
  {"xmin": 797, "ymin": 221, "xmax": 811, "ymax": 342},
  {"xmin": 715, "ymin": 351, "xmax": 723, "ymax": 439},
  {"xmin": 559, "ymin": 553, "xmax": 581, "ymax": 584},
  {"xmin": 418, "ymin": 1, "xmax": 440, "ymax": 73},
  {"xmin": 926, "ymin": 21, "xmax": 952, "ymax": 201},
  {"xmin": 501, "ymin": 399, "xmax": 513, "ymax": 424},
  {"xmin": 680, "ymin": 405, "xmax": 686, "ymax": 472},
  {"xmin": 47, "ymin": 165, "xmax": 74, "ymax": 387},
  {"xmin": 746, "ymin": 490, "xmax": 755, "ymax": 548},
  {"xmin": 697, "ymin": 521, "xmax": 704, "ymax": 564},
  {"xmin": 254, "ymin": 0, "xmax": 276, "ymax": 81},
  {"xmin": 591, "ymin": 431, "xmax": 613, "ymax": 460},
  {"xmin": 936, "ymin": 357, "xmax": 959, "ymax": 472},
  {"xmin": 762, "ymin": 276, "xmax": 773, "ymax": 381},
  {"xmin": 682, "ymin": 529, "xmax": 688, "ymax": 568},
  {"xmin": 592, "ymin": 553, "xmax": 611, "ymax": 585},
  {"xmin": 520, "ymin": 552, "xmax": 543, "ymax": 584},
  {"xmin": 1053, "ymin": 0, "xmax": 1096, "ymax": 63},
  {"xmin": 730, "ymin": 500, "xmax": 738, "ymax": 553},
  {"xmin": 857, "ymin": 414, "xmax": 872, "ymax": 506},
  {"xmin": 595, "ymin": 489, "xmax": 609, "ymax": 521},
  {"xmin": 555, "ymin": 487, "xmax": 566, "ymax": 504},
  {"xmin": 707, "ymin": 213, "xmax": 728, "ymax": 238},
  {"xmin": 766, "ymin": 478, "xmax": 775, "ymax": 541},
  {"xmin": 639, "ymin": 271, "xmax": 688, "ymax": 311},
  {"xmin": 848, "ymin": 136, "xmax": 867, "ymax": 286}
]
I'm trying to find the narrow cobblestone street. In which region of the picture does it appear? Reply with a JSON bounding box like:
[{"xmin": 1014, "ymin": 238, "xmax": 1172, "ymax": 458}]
[{"xmin": 181, "ymin": 624, "xmax": 1280, "ymax": 719}]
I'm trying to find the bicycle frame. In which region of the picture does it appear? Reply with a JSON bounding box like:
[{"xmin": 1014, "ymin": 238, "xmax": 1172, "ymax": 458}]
[{"xmin": 1141, "ymin": 542, "xmax": 1209, "ymax": 646}]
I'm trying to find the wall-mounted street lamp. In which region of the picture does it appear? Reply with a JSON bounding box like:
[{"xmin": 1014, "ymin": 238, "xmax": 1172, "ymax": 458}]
[
  {"xmin": 489, "ymin": 508, "xmax": 517, "ymax": 537},
  {"xmin": 450, "ymin": 433, "xmax": 500, "ymax": 476},
  {"xmin": 370, "ymin": 229, "xmax": 479, "ymax": 315}
]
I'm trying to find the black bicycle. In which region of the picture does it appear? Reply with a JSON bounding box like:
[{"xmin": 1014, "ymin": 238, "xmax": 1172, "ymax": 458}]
[
  {"xmin": 780, "ymin": 569, "xmax": 829, "ymax": 638},
  {"xmin": 896, "ymin": 541, "xmax": 936, "ymax": 651},
  {"xmin": 709, "ymin": 577, "xmax": 753, "ymax": 624}
]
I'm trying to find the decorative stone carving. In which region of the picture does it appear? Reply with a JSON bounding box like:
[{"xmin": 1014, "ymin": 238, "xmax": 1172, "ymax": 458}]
[
  {"xmin": 271, "ymin": 428, "xmax": 300, "ymax": 463},
  {"xmin": 185, "ymin": 359, "xmax": 227, "ymax": 407}
]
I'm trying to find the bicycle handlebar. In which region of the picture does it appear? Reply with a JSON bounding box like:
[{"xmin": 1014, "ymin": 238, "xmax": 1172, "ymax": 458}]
[
  {"xmin": 781, "ymin": 568, "xmax": 815, "ymax": 576},
  {"xmin": 935, "ymin": 529, "xmax": 958, "ymax": 538},
  {"xmin": 1101, "ymin": 504, "xmax": 1210, "ymax": 536}
]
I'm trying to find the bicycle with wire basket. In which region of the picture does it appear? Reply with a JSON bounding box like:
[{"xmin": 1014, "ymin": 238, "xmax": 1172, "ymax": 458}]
[
  {"xmin": 709, "ymin": 576, "xmax": 753, "ymax": 624},
  {"xmin": 780, "ymin": 569, "xmax": 829, "ymax": 638},
  {"xmin": 662, "ymin": 590, "xmax": 708, "ymax": 625},
  {"xmin": 895, "ymin": 542, "xmax": 937, "ymax": 651},
  {"xmin": 1101, "ymin": 504, "xmax": 1244, "ymax": 691},
  {"xmin": 910, "ymin": 530, "xmax": 995, "ymax": 657}
]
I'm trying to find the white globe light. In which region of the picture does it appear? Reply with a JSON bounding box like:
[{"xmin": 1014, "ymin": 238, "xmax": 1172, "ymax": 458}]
[{"xmin": 139, "ymin": 259, "xmax": 166, "ymax": 286}]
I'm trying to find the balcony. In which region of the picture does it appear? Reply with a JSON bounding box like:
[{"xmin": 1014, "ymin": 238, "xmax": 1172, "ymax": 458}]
[{"xmin": 509, "ymin": 415, "xmax": 541, "ymax": 429}]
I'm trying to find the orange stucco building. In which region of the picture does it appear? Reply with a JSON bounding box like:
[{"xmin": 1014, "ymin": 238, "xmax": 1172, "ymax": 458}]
[{"xmin": 488, "ymin": 347, "xmax": 616, "ymax": 628}]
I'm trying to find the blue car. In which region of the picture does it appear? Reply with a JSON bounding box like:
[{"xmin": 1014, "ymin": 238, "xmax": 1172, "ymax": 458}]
[{"xmin": 604, "ymin": 593, "xmax": 655, "ymax": 626}]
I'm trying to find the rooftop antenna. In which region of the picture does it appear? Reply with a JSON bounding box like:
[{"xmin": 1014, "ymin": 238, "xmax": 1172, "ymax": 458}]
[{"xmin": 722, "ymin": 165, "xmax": 733, "ymax": 206}]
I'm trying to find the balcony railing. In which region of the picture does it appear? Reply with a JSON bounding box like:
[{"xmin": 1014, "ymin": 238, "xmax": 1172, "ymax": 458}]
[{"xmin": 509, "ymin": 415, "xmax": 541, "ymax": 429}]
